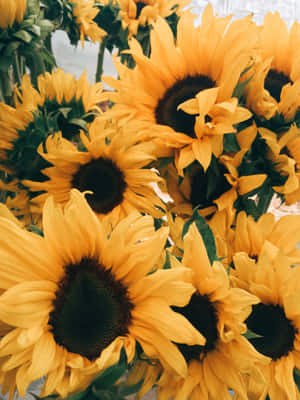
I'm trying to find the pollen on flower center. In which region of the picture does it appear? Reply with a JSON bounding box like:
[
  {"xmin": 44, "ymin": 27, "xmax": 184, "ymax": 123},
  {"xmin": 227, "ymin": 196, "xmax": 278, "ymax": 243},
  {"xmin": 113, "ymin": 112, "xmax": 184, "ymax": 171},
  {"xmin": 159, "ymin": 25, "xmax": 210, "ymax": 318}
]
[
  {"xmin": 173, "ymin": 293, "xmax": 219, "ymax": 362},
  {"xmin": 155, "ymin": 75, "xmax": 216, "ymax": 138},
  {"xmin": 48, "ymin": 257, "xmax": 134, "ymax": 361},
  {"xmin": 246, "ymin": 302, "xmax": 297, "ymax": 361},
  {"xmin": 264, "ymin": 69, "xmax": 292, "ymax": 103},
  {"xmin": 71, "ymin": 157, "xmax": 127, "ymax": 214},
  {"xmin": 190, "ymin": 161, "xmax": 231, "ymax": 209}
]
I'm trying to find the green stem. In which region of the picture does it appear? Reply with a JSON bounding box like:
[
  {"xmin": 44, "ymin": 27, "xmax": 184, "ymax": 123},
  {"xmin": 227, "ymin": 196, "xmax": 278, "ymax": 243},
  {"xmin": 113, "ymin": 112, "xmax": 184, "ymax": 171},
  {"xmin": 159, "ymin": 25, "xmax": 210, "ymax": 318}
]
[
  {"xmin": 0, "ymin": 70, "xmax": 14, "ymax": 106},
  {"xmin": 95, "ymin": 37, "xmax": 107, "ymax": 82},
  {"xmin": 12, "ymin": 51, "xmax": 23, "ymax": 86}
]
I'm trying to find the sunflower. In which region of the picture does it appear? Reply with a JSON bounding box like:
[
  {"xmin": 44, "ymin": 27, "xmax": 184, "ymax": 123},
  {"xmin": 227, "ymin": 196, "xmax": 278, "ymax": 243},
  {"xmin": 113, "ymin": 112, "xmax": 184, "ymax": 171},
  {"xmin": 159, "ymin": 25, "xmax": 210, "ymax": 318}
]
[
  {"xmin": 146, "ymin": 223, "xmax": 268, "ymax": 400},
  {"xmin": 258, "ymin": 125, "xmax": 299, "ymax": 195},
  {"xmin": 0, "ymin": 0, "xmax": 26, "ymax": 28},
  {"xmin": 0, "ymin": 69, "xmax": 107, "ymax": 182},
  {"xmin": 118, "ymin": 0, "xmax": 188, "ymax": 37},
  {"xmin": 232, "ymin": 244, "xmax": 300, "ymax": 399},
  {"xmin": 104, "ymin": 5, "xmax": 257, "ymax": 172},
  {"xmin": 243, "ymin": 12, "xmax": 300, "ymax": 122},
  {"xmin": 209, "ymin": 210, "xmax": 300, "ymax": 267},
  {"xmin": 23, "ymin": 118, "xmax": 166, "ymax": 225},
  {"xmin": 70, "ymin": 0, "xmax": 106, "ymax": 46},
  {"xmin": 0, "ymin": 190, "xmax": 205, "ymax": 399},
  {"xmin": 162, "ymin": 149, "xmax": 266, "ymax": 220}
]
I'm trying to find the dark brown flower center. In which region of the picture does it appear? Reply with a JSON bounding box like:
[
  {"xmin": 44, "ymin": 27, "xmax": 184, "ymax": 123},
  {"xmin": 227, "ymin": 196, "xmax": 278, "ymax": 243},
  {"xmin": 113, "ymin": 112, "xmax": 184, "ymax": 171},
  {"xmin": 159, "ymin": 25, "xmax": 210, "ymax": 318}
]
[
  {"xmin": 173, "ymin": 293, "xmax": 219, "ymax": 362},
  {"xmin": 264, "ymin": 69, "xmax": 292, "ymax": 103},
  {"xmin": 190, "ymin": 159, "xmax": 232, "ymax": 209},
  {"xmin": 155, "ymin": 75, "xmax": 216, "ymax": 138},
  {"xmin": 71, "ymin": 157, "xmax": 127, "ymax": 214},
  {"xmin": 48, "ymin": 257, "xmax": 133, "ymax": 360},
  {"xmin": 246, "ymin": 302, "xmax": 297, "ymax": 361}
]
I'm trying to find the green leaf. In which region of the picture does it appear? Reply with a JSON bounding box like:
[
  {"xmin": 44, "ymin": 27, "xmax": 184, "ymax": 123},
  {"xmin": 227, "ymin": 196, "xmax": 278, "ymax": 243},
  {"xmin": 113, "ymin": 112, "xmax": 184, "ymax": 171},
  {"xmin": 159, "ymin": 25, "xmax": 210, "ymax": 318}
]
[
  {"xmin": 13, "ymin": 30, "xmax": 33, "ymax": 43},
  {"xmin": 69, "ymin": 118, "xmax": 87, "ymax": 131},
  {"xmin": 162, "ymin": 251, "xmax": 171, "ymax": 269},
  {"xmin": 243, "ymin": 329, "xmax": 263, "ymax": 340},
  {"xmin": 223, "ymin": 133, "xmax": 240, "ymax": 153},
  {"xmin": 117, "ymin": 379, "xmax": 145, "ymax": 397},
  {"xmin": 92, "ymin": 347, "xmax": 128, "ymax": 391},
  {"xmin": 181, "ymin": 208, "xmax": 217, "ymax": 264},
  {"xmin": 294, "ymin": 369, "xmax": 300, "ymax": 391},
  {"xmin": 232, "ymin": 75, "xmax": 253, "ymax": 101}
]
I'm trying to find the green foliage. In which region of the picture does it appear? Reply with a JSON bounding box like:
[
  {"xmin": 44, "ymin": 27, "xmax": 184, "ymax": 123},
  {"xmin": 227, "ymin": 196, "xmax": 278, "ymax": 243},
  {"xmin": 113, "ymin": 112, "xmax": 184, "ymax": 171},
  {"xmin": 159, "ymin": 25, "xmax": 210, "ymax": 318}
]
[
  {"xmin": 5, "ymin": 96, "xmax": 99, "ymax": 183},
  {"xmin": 181, "ymin": 208, "xmax": 217, "ymax": 264},
  {"xmin": 0, "ymin": 0, "xmax": 55, "ymax": 100}
]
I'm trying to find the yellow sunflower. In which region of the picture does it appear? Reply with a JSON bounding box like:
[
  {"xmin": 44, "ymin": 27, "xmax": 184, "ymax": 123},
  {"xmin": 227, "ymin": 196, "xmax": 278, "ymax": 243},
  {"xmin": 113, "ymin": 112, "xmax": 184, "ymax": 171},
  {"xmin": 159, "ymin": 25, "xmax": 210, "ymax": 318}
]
[
  {"xmin": 0, "ymin": 0, "xmax": 26, "ymax": 28},
  {"xmin": 145, "ymin": 223, "xmax": 268, "ymax": 400},
  {"xmin": 232, "ymin": 244, "xmax": 300, "ymax": 399},
  {"xmin": 162, "ymin": 149, "xmax": 266, "ymax": 220},
  {"xmin": 0, "ymin": 69, "xmax": 107, "ymax": 182},
  {"xmin": 104, "ymin": 5, "xmax": 257, "ymax": 172},
  {"xmin": 70, "ymin": 0, "xmax": 106, "ymax": 46},
  {"xmin": 23, "ymin": 118, "xmax": 166, "ymax": 226},
  {"xmin": 118, "ymin": 0, "xmax": 189, "ymax": 37},
  {"xmin": 243, "ymin": 12, "xmax": 300, "ymax": 121},
  {"xmin": 0, "ymin": 190, "xmax": 205, "ymax": 399},
  {"xmin": 284, "ymin": 132, "xmax": 300, "ymax": 205},
  {"xmin": 258, "ymin": 125, "xmax": 299, "ymax": 195},
  {"xmin": 209, "ymin": 210, "xmax": 300, "ymax": 267}
]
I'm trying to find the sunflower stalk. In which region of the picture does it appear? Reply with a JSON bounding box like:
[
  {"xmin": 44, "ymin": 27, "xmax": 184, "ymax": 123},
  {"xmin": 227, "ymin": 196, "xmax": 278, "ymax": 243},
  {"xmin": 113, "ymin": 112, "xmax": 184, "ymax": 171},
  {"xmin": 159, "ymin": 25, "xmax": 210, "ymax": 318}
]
[
  {"xmin": 12, "ymin": 51, "xmax": 23, "ymax": 87},
  {"xmin": 95, "ymin": 36, "xmax": 108, "ymax": 82}
]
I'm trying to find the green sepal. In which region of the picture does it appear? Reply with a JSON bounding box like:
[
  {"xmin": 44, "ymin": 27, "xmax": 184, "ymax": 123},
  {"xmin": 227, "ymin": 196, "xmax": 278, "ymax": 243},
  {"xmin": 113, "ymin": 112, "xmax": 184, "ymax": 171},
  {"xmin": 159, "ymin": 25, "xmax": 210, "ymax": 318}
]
[
  {"xmin": 13, "ymin": 30, "xmax": 33, "ymax": 43},
  {"xmin": 181, "ymin": 208, "xmax": 217, "ymax": 264}
]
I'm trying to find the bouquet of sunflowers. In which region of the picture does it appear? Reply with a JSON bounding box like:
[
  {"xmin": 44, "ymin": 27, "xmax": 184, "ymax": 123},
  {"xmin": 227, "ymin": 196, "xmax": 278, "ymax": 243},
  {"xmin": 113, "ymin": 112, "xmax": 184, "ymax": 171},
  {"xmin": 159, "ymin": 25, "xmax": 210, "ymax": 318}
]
[{"xmin": 1, "ymin": 0, "xmax": 300, "ymax": 399}]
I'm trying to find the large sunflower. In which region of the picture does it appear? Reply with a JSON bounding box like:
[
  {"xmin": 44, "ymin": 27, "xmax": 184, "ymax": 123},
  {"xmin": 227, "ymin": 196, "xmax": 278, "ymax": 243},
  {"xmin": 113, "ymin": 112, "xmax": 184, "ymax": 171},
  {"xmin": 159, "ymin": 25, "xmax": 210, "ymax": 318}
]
[
  {"xmin": 232, "ymin": 245, "xmax": 300, "ymax": 399},
  {"xmin": 0, "ymin": 69, "xmax": 107, "ymax": 182},
  {"xmin": 257, "ymin": 125, "xmax": 299, "ymax": 196},
  {"xmin": 162, "ymin": 148, "xmax": 266, "ymax": 220},
  {"xmin": 243, "ymin": 12, "xmax": 300, "ymax": 122},
  {"xmin": 0, "ymin": 190, "xmax": 205, "ymax": 399},
  {"xmin": 148, "ymin": 223, "xmax": 268, "ymax": 400},
  {"xmin": 104, "ymin": 5, "xmax": 257, "ymax": 172},
  {"xmin": 209, "ymin": 210, "xmax": 300, "ymax": 267},
  {"xmin": 0, "ymin": 0, "xmax": 26, "ymax": 28},
  {"xmin": 23, "ymin": 118, "xmax": 166, "ymax": 225}
]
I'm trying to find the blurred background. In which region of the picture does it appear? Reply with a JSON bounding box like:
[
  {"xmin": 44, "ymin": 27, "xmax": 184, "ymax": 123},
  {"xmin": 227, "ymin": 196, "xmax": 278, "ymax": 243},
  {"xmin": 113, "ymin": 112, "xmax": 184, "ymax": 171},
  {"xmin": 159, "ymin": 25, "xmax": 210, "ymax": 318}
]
[{"xmin": 52, "ymin": 0, "xmax": 300, "ymax": 85}]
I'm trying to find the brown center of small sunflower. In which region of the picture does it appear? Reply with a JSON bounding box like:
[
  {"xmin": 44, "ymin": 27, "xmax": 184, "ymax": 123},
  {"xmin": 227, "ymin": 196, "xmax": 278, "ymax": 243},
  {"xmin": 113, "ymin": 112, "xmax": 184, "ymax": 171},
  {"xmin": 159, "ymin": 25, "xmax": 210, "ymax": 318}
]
[
  {"xmin": 246, "ymin": 302, "xmax": 297, "ymax": 361},
  {"xmin": 71, "ymin": 157, "xmax": 127, "ymax": 215},
  {"xmin": 173, "ymin": 293, "xmax": 219, "ymax": 362},
  {"xmin": 155, "ymin": 75, "xmax": 216, "ymax": 138},
  {"xmin": 264, "ymin": 69, "xmax": 292, "ymax": 103},
  {"xmin": 48, "ymin": 257, "xmax": 134, "ymax": 361},
  {"xmin": 190, "ymin": 162, "xmax": 232, "ymax": 209}
]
